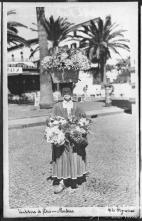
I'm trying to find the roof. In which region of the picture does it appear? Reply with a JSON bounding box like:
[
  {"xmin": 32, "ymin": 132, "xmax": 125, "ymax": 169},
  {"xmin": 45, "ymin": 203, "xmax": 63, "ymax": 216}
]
[
  {"xmin": 7, "ymin": 38, "xmax": 39, "ymax": 52},
  {"xmin": 8, "ymin": 71, "xmax": 39, "ymax": 76},
  {"xmin": 68, "ymin": 17, "xmax": 100, "ymax": 32}
]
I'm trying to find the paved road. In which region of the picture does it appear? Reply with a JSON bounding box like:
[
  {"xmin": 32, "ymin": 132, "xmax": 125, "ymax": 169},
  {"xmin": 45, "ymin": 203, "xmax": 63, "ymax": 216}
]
[
  {"xmin": 8, "ymin": 113, "xmax": 137, "ymax": 208},
  {"xmin": 8, "ymin": 98, "xmax": 130, "ymax": 120},
  {"xmin": 8, "ymin": 101, "xmax": 105, "ymax": 120}
]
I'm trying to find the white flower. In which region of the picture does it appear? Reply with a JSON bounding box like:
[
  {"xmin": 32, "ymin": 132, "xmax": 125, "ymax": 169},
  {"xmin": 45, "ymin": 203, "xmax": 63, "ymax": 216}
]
[
  {"xmin": 56, "ymin": 130, "xmax": 65, "ymax": 145},
  {"xmin": 79, "ymin": 118, "xmax": 89, "ymax": 126},
  {"xmin": 60, "ymin": 52, "xmax": 68, "ymax": 60},
  {"xmin": 45, "ymin": 126, "xmax": 65, "ymax": 145},
  {"xmin": 74, "ymin": 126, "xmax": 85, "ymax": 134},
  {"xmin": 59, "ymin": 119, "xmax": 67, "ymax": 125},
  {"xmin": 75, "ymin": 126, "xmax": 82, "ymax": 132},
  {"xmin": 52, "ymin": 120, "xmax": 59, "ymax": 125}
]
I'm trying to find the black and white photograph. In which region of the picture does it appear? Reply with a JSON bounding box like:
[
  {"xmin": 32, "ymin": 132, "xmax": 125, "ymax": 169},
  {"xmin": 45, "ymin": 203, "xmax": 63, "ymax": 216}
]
[{"xmin": 3, "ymin": 1, "xmax": 139, "ymax": 218}]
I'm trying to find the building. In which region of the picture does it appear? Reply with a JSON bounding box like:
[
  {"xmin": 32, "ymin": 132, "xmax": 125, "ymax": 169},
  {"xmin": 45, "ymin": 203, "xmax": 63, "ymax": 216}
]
[{"xmin": 7, "ymin": 17, "xmax": 100, "ymax": 97}]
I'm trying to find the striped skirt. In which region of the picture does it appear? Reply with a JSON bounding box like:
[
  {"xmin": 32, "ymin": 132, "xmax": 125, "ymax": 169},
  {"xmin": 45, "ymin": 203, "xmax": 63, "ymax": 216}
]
[{"xmin": 51, "ymin": 143, "xmax": 87, "ymax": 180}]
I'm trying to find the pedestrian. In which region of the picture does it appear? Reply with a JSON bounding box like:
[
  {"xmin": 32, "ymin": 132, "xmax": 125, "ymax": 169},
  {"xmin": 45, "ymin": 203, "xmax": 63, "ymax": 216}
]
[{"xmin": 49, "ymin": 87, "xmax": 88, "ymax": 194}]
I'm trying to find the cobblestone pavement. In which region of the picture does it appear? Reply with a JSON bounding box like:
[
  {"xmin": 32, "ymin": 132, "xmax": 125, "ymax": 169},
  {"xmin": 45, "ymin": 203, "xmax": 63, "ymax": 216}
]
[{"xmin": 8, "ymin": 113, "xmax": 137, "ymax": 208}]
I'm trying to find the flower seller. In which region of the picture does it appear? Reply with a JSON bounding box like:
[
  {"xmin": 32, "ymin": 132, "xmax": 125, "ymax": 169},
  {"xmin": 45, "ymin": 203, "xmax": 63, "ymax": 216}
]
[{"xmin": 47, "ymin": 87, "xmax": 89, "ymax": 194}]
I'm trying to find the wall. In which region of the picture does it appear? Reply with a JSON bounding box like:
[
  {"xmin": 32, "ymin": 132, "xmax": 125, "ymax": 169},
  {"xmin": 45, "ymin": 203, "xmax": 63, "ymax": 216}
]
[
  {"xmin": 73, "ymin": 71, "xmax": 135, "ymax": 99},
  {"xmin": 73, "ymin": 70, "xmax": 102, "ymax": 96}
]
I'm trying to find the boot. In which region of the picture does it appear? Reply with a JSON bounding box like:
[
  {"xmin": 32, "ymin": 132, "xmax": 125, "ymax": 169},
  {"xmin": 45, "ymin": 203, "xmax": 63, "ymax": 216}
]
[{"xmin": 54, "ymin": 179, "xmax": 65, "ymax": 194}]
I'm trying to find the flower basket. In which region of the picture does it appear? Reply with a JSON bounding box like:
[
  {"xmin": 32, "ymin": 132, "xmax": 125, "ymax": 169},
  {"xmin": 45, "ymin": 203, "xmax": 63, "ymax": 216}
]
[
  {"xmin": 63, "ymin": 69, "xmax": 79, "ymax": 83},
  {"xmin": 51, "ymin": 68, "xmax": 79, "ymax": 83},
  {"xmin": 41, "ymin": 48, "xmax": 91, "ymax": 83},
  {"xmin": 50, "ymin": 68, "xmax": 63, "ymax": 83}
]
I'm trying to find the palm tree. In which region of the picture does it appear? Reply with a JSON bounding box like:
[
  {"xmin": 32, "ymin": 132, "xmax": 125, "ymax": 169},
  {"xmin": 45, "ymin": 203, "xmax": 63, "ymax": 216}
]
[
  {"xmin": 76, "ymin": 15, "xmax": 130, "ymax": 105},
  {"xmin": 36, "ymin": 7, "xmax": 54, "ymax": 109},
  {"xmin": 7, "ymin": 10, "xmax": 28, "ymax": 47},
  {"xmin": 32, "ymin": 12, "xmax": 74, "ymax": 102},
  {"xmin": 77, "ymin": 16, "xmax": 130, "ymax": 84},
  {"xmin": 30, "ymin": 15, "xmax": 73, "ymax": 58}
]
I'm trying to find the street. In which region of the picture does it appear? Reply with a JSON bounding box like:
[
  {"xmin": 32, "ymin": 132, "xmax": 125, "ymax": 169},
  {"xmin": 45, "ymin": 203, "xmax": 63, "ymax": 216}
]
[{"xmin": 8, "ymin": 113, "xmax": 137, "ymax": 208}]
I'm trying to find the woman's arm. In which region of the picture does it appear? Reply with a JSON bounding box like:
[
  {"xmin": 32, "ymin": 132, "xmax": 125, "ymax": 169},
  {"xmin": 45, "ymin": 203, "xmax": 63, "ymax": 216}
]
[
  {"xmin": 46, "ymin": 103, "xmax": 58, "ymax": 125},
  {"xmin": 51, "ymin": 103, "xmax": 58, "ymax": 116}
]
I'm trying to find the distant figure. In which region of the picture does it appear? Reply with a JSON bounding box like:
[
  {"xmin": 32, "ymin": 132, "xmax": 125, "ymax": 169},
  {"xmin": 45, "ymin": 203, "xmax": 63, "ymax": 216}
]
[
  {"xmin": 53, "ymin": 91, "xmax": 61, "ymax": 101},
  {"xmin": 34, "ymin": 91, "xmax": 40, "ymax": 107},
  {"xmin": 83, "ymin": 85, "xmax": 88, "ymax": 100}
]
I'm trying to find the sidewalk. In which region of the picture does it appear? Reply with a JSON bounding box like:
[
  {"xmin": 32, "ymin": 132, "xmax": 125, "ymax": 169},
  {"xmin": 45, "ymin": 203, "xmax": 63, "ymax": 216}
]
[{"xmin": 8, "ymin": 100, "xmax": 126, "ymax": 129}]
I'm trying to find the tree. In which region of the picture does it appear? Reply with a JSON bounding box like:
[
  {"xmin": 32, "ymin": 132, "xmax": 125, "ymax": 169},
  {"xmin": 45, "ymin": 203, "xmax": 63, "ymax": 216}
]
[
  {"xmin": 36, "ymin": 7, "xmax": 54, "ymax": 109},
  {"xmin": 30, "ymin": 15, "xmax": 73, "ymax": 58},
  {"xmin": 116, "ymin": 56, "xmax": 131, "ymax": 73},
  {"xmin": 77, "ymin": 16, "xmax": 130, "ymax": 84},
  {"xmin": 76, "ymin": 15, "xmax": 130, "ymax": 105},
  {"xmin": 7, "ymin": 10, "xmax": 28, "ymax": 48},
  {"xmin": 114, "ymin": 56, "xmax": 133, "ymax": 83},
  {"xmin": 31, "ymin": 13, "xmax": 74, "ymax": 98}
]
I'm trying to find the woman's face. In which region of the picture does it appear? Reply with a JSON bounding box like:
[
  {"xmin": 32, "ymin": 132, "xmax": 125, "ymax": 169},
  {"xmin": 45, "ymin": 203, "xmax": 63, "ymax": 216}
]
[{"xmin": 64, "ymin": 94, "xmax": 71, "ymax": 101}]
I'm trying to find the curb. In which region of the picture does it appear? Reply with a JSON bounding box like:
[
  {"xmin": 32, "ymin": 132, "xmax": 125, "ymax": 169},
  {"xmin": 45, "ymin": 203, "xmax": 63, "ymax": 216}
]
[{"xmin": 8, "ymin": 108, "xmax": 125, "ymax": 130}]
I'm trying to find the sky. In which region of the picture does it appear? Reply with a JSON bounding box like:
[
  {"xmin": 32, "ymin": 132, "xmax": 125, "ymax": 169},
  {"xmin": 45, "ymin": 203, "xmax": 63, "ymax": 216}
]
[{"xmin": 5, "ymin": 2, "xmax": 138, "ymax": 65}]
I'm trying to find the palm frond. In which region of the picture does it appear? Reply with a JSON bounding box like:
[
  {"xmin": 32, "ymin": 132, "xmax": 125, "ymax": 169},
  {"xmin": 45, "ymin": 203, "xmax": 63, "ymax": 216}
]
[
  {"xmin": 104, "ymin": 15, "xmax": 111, "ymax": 30},
  {"xmin": 7, "ymin": 10, "xmax": 16, "ymax": 16},
  {"xmin": 7, "ymin": 29, "xmax": 17, "ymax": 36},
  {"xmin": 7, "ymin": 10, "xmax": 28, "ymax": 47},
  {"xmin": 82, "ymin": 25, "xmax": 91, "ymax": 34},
  {"xmin": 7, "ymin": 32, "xmax": 28, "ymax": 46},
  {"xmin": 97, "ymin": 18, "xmax": 103, "ymax": 39},
  {"xmin": 30, "ymin": 27, "xmax": 38, "ymax": 32},
  {"xmin": 103, "ymin": 23, "xmax": 120, "ymax": 40},
  {"xmin": 106, "ymin": 48, "xmax": 111, "ymax": 59},
  {"xmin": 89, "ymin": 19, "xmax": 100, "ymax": 36},
  {"xmin": 107, "ymin": 30, "xmax": 126, "ymax": 41},
  {"xmin": 7, "ymin": 21, "xmax": 28, "ymax": 28},
  {"xmin": 7, "ymin": 27, "xmax": 18, "ymax": 34},
  {"xmin": 40, "ymin": 15, "xmax": 74, "ymax": 46},
  {"xmin": 76, "ymin": 29, "xmax": 95, "ymax": 39},
  {"xmin": 90, "ymin": 20, "xmax": 99, "ymax": 35},
  {"xmin": 109, "ymin": 38, "xmax": 130, "ymax": 44},
  {"xmin": 110, "ymin": 43, "xmax": 130, "ymax": 51},
  {"xmin": 109, "ymin": 46, "xmax": 122, "ymax": 57},
  {"xmin": 32, "ymin": 22, "xmax": 38, "ymax": 26},
  {"xmin": 88, "ymin": 46, "xmax": 97, "ymax": 60},
  {"xmin": 29, "ymin": 45, "xmax": 40, "ymax": 58}
]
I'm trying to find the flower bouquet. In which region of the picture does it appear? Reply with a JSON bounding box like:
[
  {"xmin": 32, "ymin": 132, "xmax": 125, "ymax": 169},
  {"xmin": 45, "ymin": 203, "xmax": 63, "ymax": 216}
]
[
  {"xmin": 44, "ymin": 116, "xmax": 67, "ymax": 146},
  {"xmin": 66, "ymin": 116, "xmax": 91, "ymax": 147},
  {"xmin": 44, "ymin": 126, "xmax": 65, "ymax": 146},
  {"xmin": 41, "ymin": 47, "xmax": 91, "ymax": 72},
  {"xmin": 44, "ymin": 114, "xmax": 92, "ymax": 148}
]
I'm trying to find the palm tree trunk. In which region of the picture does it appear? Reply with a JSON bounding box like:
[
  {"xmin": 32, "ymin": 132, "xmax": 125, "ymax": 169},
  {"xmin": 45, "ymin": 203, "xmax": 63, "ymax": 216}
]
[
  {"xmin": 36, "ymin": 7, "xmax": 54, "ymax": 109},
  {"xmin": 103, "ymin": 63, "xmax": 107, "ymax": 84},
  {"xmin": 103, "ymin": 62, "xmax": 112, "ymax": 106},
  {"xmin": 100, "ymin": 59, "xmax": 111, "ymax": 106}
]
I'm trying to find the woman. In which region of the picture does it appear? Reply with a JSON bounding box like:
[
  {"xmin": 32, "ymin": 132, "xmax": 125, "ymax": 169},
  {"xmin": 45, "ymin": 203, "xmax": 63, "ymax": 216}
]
[{"xmin": 50, "ymin": 87, "xmax": 88, "ymax": 194}]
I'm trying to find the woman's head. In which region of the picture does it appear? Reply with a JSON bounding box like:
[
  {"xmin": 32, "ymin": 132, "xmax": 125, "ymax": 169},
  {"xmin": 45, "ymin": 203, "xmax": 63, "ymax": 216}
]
[{"xmin": 62, "ymin": 87, "xmax": 72, "ymax": 101}]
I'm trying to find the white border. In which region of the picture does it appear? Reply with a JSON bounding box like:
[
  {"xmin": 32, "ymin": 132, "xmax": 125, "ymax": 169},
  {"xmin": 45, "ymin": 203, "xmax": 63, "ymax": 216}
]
[
  {"xmin": 140, "ymin": 5, "xmax": 142, "ymax": 219},
  {"xmin": 4, "ymin": 206, "xmax": 139, "ymax": 218},
  {"xmin": 3, "ymin": 2, "xmax": 140, "ymax": 218},
  {"xmin": 3, "ymin": 2, "xmax": 9, "ymax": 218}
]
